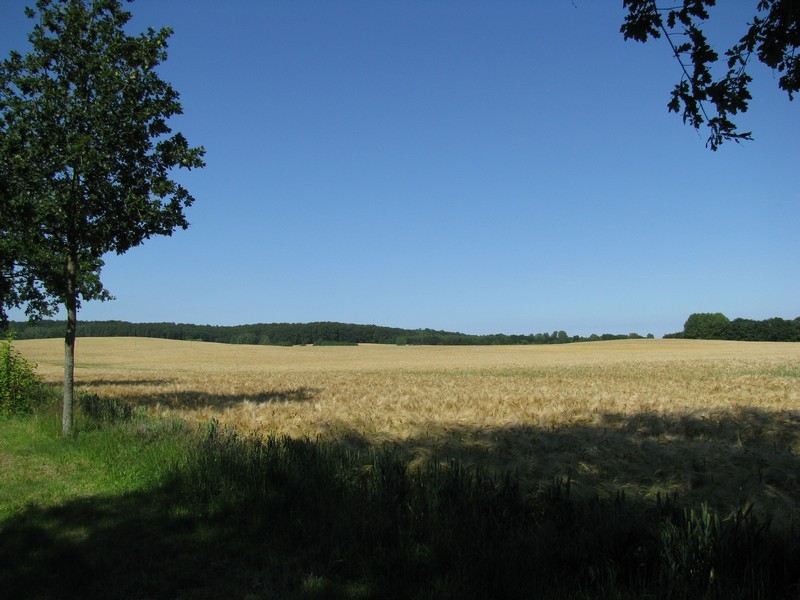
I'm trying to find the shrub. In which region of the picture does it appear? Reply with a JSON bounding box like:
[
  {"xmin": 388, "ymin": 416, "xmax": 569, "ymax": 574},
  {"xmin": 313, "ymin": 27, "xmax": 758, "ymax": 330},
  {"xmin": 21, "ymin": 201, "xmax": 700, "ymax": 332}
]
[{"xmin": 0, "ymin": 335, "xmax": 44, "ymax": 416}]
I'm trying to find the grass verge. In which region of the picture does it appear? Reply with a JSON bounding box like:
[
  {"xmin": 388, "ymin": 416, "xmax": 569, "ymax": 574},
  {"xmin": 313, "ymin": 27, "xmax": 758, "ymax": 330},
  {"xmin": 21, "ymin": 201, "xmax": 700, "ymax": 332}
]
[{"xmin": 2, "ymin": 394, "xmax": 799, "ymax": 599}]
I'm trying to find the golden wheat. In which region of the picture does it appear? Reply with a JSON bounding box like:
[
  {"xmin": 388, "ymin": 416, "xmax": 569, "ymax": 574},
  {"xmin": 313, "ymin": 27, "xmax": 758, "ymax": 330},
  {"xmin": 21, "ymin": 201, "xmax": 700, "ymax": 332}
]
[{"xmin": 17, "ymin": 337, "xmax": 800, "ymax": 526}]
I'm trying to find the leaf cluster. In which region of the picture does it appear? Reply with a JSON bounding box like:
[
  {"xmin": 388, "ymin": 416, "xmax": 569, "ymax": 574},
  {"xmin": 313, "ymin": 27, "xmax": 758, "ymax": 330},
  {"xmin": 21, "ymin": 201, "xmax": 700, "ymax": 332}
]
[{"xmin": 621, "ymin": 0, "xmax": 798, "ymax": 149}]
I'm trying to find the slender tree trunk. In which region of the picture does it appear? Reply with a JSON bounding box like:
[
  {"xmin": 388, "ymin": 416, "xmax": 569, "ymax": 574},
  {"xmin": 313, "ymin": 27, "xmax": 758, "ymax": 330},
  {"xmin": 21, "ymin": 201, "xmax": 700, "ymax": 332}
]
[{"xmin": 62, "ymin": 252, "xmax": 78, "ymax": 437}]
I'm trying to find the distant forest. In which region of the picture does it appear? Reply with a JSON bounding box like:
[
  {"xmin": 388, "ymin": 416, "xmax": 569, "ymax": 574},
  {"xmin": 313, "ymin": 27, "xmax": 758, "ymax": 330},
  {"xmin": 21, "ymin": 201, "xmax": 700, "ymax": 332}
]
[
  {"xmin": 665, "ymin": 313, "xmax": 800, "ymax": 342},
  {"xmin": 4, "ymin": 320, "xmax": 653, "ymax": 346},
  {"xmin": 8, "ymin": 314, "xmax": 797, "ymax": 345}
]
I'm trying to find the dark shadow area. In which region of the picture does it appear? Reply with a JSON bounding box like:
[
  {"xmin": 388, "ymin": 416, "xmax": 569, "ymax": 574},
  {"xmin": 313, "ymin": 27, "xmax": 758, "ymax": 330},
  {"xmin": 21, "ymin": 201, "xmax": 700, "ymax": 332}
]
[
  {"xmin": 77, "ymin": 386, "xmax": 321, "ymax": 410},
  {"xmin": 77, "ymin": 378, "xmax": 174, "ymax": 388},
  {"xmin": 0, "ymin": 487, "xmax": 286, "ymax": 600},
  {"xmin": 334, "ymin": 406, "xmax": 800, "ymax": 527},
  {"xmin": 2, "ymin": 407, "xmax": 799, "ymax": 599},
  {"xmin": 145, "ymin": 387, "xmax": 321, "ymax": 410}
]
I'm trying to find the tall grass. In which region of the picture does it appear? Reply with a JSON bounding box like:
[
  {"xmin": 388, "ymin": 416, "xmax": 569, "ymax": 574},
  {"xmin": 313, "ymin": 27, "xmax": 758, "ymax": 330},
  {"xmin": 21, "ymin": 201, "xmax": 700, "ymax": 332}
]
[{"xmin": 172, "ymin": 420, "xmax": 800, "ymax": 599}]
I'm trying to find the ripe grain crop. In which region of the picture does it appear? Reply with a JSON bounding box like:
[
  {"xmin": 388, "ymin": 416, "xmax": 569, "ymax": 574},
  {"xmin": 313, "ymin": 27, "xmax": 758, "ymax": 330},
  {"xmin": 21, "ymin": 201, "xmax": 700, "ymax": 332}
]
[{"xmin": 16, "ymin": 337, "xmax": 800, "ymax": 527}]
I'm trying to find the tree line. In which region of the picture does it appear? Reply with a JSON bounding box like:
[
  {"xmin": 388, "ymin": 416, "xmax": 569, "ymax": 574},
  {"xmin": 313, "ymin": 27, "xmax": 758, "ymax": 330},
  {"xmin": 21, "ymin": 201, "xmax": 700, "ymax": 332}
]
[
  {"xmin": 665, "ymin": 313, "xmax": 800, "ymax": 342},
  {"xmin": 11, "ymin": 314, "xmax": 798, "ymax": 345},
  {"xmin": 4, "ymin": 320, "xmax": 654, "ymax": 347}
]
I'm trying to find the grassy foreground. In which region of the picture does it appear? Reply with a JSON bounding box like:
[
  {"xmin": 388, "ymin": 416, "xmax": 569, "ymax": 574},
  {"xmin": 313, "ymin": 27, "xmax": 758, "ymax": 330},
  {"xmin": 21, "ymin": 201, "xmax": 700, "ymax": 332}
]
[{"xmin": 2, "ymin": 393, "xmax": 799, "ymax": 599}]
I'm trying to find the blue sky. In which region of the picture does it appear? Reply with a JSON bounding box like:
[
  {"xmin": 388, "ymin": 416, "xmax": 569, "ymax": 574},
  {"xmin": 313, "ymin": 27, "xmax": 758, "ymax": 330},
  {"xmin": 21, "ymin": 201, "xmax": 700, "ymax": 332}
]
[{"xmin": 2, "ymin": 1, "xmax": 798, "ymax": 337}]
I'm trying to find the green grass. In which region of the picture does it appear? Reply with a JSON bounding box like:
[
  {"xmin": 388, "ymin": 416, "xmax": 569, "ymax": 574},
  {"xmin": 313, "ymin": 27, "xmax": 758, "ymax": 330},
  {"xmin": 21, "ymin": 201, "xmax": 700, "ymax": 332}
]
[
  {"xmin": 0, "ymin": 391, "xmax": 190, "ymax": 521},
  {"xmin": 0, "ymin": 414, "xmax": 100, "ymax": 519},
  {"xmin": 2, "ymin": 394, "xmax": 799, "ymax": 599}
]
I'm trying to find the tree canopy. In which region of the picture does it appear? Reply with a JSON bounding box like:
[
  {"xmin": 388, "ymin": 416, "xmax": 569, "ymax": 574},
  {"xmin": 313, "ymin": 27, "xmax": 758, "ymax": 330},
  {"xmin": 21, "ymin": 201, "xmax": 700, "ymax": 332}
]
[
  {"xmin": 621, "ymin": 0, "xmax": 799, "ymax": 149},
  {"xmin": 0, "ymin": 0, "xmax": 204, "ymax": 434},
  {"xmin": 665, "ymin": 312, "xmax": 800, "ymax": 341}
]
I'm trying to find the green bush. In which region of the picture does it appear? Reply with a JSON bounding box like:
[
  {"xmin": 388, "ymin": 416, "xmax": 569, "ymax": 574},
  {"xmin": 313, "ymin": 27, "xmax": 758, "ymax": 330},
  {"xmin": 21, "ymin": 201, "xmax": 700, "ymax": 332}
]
[{"xmin": 0, "ymin": 335, "xmax": 44, "ymax": 416}]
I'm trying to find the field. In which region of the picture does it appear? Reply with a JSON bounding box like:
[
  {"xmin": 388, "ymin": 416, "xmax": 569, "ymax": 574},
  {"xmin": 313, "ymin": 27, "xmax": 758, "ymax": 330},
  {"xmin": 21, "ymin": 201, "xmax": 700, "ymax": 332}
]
[{"xmin": 16, "ymin": 337, "xmax": 800, "ymax": 528}]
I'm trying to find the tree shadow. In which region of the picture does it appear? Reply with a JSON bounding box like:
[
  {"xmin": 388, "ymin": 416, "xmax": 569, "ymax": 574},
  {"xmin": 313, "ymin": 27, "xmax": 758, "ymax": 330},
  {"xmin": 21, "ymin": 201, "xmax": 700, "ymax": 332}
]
[
  {"xmin": 146, "ymin": 387, "xmax": 320, "ymax": 410},
  {"xmin": 76, "ymin": 382, "xmax": 321, "ymax": 411},
  {"xmin": 78, "ymin": 378, "xmax": 174, "ymax": 388},
  {"xmin": 0, "ymin": 487, "xmax": 287, "ymax": 599},
  {"xmin": 327, "ymin": 406, "xmax": 800, "ymax": 528}
]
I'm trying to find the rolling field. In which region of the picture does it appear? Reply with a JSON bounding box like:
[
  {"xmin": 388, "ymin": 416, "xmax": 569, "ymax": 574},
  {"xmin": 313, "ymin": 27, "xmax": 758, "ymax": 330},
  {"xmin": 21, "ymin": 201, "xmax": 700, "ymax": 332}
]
[{"xmin": 16, "ymin": 337, "xmax": 800, "ymax": 527}]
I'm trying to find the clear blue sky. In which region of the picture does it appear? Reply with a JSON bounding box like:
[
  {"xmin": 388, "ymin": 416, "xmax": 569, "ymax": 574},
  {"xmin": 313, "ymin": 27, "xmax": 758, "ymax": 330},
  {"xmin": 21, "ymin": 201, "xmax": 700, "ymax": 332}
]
[{"xmin": 2, "ymin": 1, "xmax": 798, "ymax": 337}]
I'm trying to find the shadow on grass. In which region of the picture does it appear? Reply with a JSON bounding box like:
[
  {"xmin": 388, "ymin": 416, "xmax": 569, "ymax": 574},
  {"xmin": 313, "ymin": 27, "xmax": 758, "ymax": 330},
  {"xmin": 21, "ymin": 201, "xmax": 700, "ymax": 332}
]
[
  {"xmin": 2, "ymin": 406, "xmax": 800, "ymax": 599},
  {"xmin": 0, "ymin": 485, "xmax": 308, "ymax": 599}
]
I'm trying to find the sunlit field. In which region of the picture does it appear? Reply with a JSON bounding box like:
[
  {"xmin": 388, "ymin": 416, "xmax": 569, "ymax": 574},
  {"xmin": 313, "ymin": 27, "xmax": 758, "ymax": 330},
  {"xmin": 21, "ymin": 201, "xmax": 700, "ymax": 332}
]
[{"xmin": 17, "ymin": 337, "xmax": 800, "ymax": 527}]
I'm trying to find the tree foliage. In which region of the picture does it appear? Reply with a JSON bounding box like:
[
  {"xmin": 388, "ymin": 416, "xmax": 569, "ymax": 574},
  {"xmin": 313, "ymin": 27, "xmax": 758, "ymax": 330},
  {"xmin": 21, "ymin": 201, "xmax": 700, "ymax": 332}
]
[
  {"xmin": 621, "ymin": 0, "xmax": 799, "ymax": 149},
  {"xmin": 682, "ymin": 312, "xmax": 731, "ymax": 339},
  {"xmin": 666, "ymin": 312, "xmax": 800, "ymax": 341},
  {"xmin": 0, "ymin": 0, "xmax": 204, "ymax": 434}
]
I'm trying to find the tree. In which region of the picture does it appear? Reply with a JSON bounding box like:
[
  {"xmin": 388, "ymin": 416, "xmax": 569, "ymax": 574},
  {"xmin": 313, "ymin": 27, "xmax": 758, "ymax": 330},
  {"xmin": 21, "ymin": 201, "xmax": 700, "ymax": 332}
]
[
  {"xmin": 0, "ymin": 0, "xmax": 205, "ymax": 435},
  {"xmin": 683, "ymin": 312, "xmax": 730, "ymax": 339},
  {"xmin": 621, "ymin": 0, "xmax": 799, "ymax": 149}
]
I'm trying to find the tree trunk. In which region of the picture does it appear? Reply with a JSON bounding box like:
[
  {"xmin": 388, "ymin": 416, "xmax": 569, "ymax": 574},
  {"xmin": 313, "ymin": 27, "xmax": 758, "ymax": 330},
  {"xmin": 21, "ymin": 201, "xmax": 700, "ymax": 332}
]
[{"xmin": 62, "ymin": 252, "xmax": 78, "ymax": 437}]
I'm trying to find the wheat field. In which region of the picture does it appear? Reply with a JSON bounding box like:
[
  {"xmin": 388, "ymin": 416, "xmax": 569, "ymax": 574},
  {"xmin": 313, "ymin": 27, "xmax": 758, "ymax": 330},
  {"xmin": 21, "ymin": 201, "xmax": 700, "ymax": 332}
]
[{"xmin": 16, "ymin": 337, "xmax": 800, "ymax": 526}]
